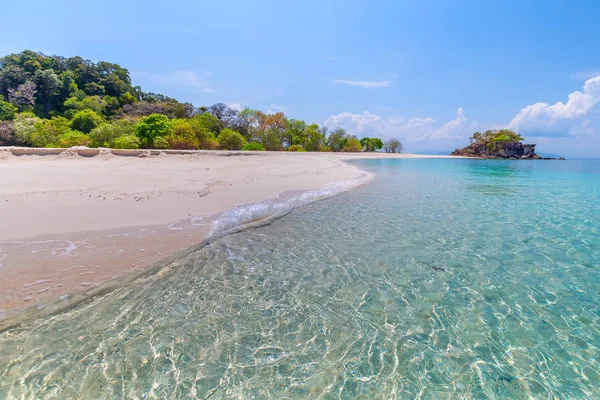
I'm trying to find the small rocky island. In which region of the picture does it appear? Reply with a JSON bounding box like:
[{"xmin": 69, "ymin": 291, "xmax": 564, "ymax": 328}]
[{"xmin": 451, "ymin": 129, "xmax": 563, "ymax": 159}]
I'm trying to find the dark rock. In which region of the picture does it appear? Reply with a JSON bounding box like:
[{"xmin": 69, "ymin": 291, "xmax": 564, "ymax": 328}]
[
  {"xmin": 432, "ymin": 266, "xmax": 446, "ymax": 272},
  {"xmin": 558, "ymin": 157, "xmax": 566, "ymax": 160}
]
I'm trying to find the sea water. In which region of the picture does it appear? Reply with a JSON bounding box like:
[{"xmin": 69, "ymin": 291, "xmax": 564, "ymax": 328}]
[{"xmin": 0, "ymin": 158, "xmax": 599, "ymax": 399}]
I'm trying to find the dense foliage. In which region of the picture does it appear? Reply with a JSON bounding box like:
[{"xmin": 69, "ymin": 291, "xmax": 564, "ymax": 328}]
[
  {"xmin": 468, "ymin": 129, "xmax": 524, "ymax": 153},
  {"xmin": 0, "ymin": 51, "xmax": 401, "ymax": 152},
  {"xmin": 451, "ymin": 129, "xmax": 536, "ymax": 159},
  {"xmin": 359, "ymin": 137, "xmax": 383, "ymax": 152}
]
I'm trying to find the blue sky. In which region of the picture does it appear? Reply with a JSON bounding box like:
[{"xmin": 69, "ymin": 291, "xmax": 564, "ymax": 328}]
[{"xmin": 2, "ymin": 0, "xmax": 600, "ymax": 156}]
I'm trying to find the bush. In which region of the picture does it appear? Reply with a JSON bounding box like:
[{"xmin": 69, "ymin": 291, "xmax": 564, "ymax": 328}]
[
  {"xmin": 0, "ymin": 121, "xmax": 19, "ymax": 145},
  {"xmin": 242, "ymin": 142, "xmax": 265, "ymax": 151},
  {"xmin": 203, "ymin": 138, "xmax": 220, "ymax": 150},
  {"xmin": 13, "ymin": 112, "xmax": 40, "ymax": 145},
  {"xmin": 318, "ymin": 145, "xmax": 332, "ymax": 152},
  {"xmin": 54, "ymin": 131, "xmax": 93, "ymax": 148},
  {"xmin": 342, "ymin": 138, "xmax": 363, "ymax": 152},
  {"xmin": 217, "ymin": 128, "xmax": 247, "ymax": 150},
  {"xmin": 194, "ymin": 128, "xmax": 218, "ymax": 149},
  {"xmin": 0, "ymin": 99, "xmax": 17, "ymax": 121},
  {"xmin": 190, "ymin": 112, "xmax": 222, "ymax": 135},
  {"xmin": 136, "ymin": 113, "xmax": 172, "ymax": 148},
  {"xmin": 14, "ymin": 114, "xmax": 72, "ymax": 147},
  {"xmin": 89, "ymin": 118, "xmax": 138, "ymax": 147},
  {"xmin": 113, "ymin": 134, "xmax": 141, "ymax": 149},
  {"xmin": 71, "ymin": 109, "xmax": 103, "ymax": 133},
  {"xmin": 288, "ymin": 144, "xmax": 306, "ymax": 152},
  {"xmin": 166, "ymin": 119, "xmax": 199, "ymax": 149},
  {"xmin": 258, "ymin": 130, "xmax": 283, "ymax": 151},
  {"xmin": 64, "ymin": 94, "xmax": 107, "ymax": 116},
  {"xmin": 153, "ymin": 136, "xmax": 170, "ymax": 149},
  {"xmin": 119, "ymin": 92, "xmax": 136, "ymax": 106}
]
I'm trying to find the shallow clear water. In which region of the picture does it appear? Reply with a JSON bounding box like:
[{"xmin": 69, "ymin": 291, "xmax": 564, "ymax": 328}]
[{"xmin": 1, "ymin": 159, "xmax": 599, "ymax": 399}]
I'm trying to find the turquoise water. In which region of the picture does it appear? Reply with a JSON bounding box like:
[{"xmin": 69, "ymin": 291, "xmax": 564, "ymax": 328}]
[{"xmin": 1, "ymin": 158, "xmax": 599, "ymax": 399}]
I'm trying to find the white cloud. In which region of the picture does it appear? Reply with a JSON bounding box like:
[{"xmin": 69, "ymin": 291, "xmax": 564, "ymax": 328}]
[
  {"xmin": 571, "ymin": 70, "xmax": 600, "ymax": 80},
  {"xmin": 323, "ymin": 108, "xmax": 475, "ymax": 142},
  {"xmin": 332, "ymin": 80, "xmax": 392, "ymax": 89},
  {"xmin": 508, "ymin": 76, "xmax": 600, "ymax": 137},
  {"xmin": 266, "ymin": 104, "xmax": 288, "ymax": 114},
  {"xmin": 228, "ymin": 103, "xmax": 242, "ymax": 112},
  {"xmin": 134, "ymin": 70, "xmax": 215, "ymax": 93}
]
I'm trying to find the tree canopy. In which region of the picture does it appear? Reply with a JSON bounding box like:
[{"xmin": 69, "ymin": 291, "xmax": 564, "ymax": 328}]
[{"xmin": 0, "ymin": 50, "xmax": 394, "ymax": 152}]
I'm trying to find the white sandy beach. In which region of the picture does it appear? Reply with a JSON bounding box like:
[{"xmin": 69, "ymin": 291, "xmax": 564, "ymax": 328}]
[{"xmin": 0, "ymin": 148, "xmax": 455, "ymax": 320}]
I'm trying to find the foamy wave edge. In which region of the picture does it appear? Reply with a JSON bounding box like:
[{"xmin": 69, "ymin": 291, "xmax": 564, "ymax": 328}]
[
  {"xmin": 0, "ymin": 169, "xmax": 373, "ymax": 331},
  {"xmin": 205, "ymin": 170, "xmax": 374, "ymax": 238}
]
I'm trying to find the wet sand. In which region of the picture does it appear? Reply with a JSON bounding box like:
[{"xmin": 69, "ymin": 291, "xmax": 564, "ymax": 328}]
[{"xmin": 0, "ymin": 147, "xmax": 457, "ymax": 322}]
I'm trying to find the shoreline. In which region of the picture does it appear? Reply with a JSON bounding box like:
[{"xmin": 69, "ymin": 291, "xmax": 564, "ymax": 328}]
[{"xmin": 0, "ymin": 147, "xmax": 459, "ymax": 327}]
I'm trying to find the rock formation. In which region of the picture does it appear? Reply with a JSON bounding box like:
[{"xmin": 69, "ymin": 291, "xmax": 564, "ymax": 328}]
[{"xmin": 449, "ymin": 129, "xmax": 558, "ymax": 159}]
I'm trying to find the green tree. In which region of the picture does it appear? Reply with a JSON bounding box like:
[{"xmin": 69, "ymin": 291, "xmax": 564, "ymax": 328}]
[
  {"xmin": 288, "ymin": 144, "xmax": 306, "ymax": 152},
  {"xmin": 383, "ymin": 139, "xmax": 403, "ymax": 153},
  {"xmin": 71, "ymin": 109, "xmax": 103, "ymax": 133},
  {"xmin": 0, "ymin": 98, "xmax": 17, "ymax": 120},
  {"xmin": 218, "ymin": 128, "xmax": 247, "ymax": 150},
  {"xmin": 360, "ymin": 137, "xmax": 383, "ymax": 152},
  {"xmin": 283, "ymin": 119, "xmax": 306, "ymax": 148},
  {"xmin": 191, "ymin": 112, "xmax": 222, "ymax": 135},
  {"xmin": 343, "ymin": 137, "xmax": 362, "ymax": 152},
  {"xmin": 135, "ymin": 113, "xmax": 172, "ymax": 147},
  {"xmin": 327, "ymin": 127, "xmax": 348, "ymax": 152},
  {"xmin": 34, "ymin": 69, "xmax": 60, "ymax": 114},
  {"xmin": 303, "ymin": 123, "xmax": 325, "ymax": 151}
]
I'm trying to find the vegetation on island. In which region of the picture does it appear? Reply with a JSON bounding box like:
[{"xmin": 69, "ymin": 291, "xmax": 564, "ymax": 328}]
[
  {"xmin": 451, "ymin": 129, "xmax": 539, "ymax": 159},
  {"xmin": 0, "ymin": 50, "xmax": 403, "ymax": 153}
]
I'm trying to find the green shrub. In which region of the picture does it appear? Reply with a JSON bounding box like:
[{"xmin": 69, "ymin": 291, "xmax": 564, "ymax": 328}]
[
  {"xmin": 242, "ymin": 142, "xmax": 265, "ymax": 151},
  {"xmin": 0, "ymin": 99, "xmax": 17, "ymax": 121},
  {"xmin": 13, "ymin": 112, "xmax": 40, "ymax": 145},
  {"xmin": 288, "ymin": 144, "xmax": 306, "ymax": 152},
  {"xmin": 71, "ymin": 109, "xmax": 103, "ymax": 133},
  {"xmin": 14, "ymin": 114, "xmax": 73, "ymax": 147},
  {"xmin": 89, "ymin": 118, "xmax": 138, "ymax": 147},
  {"xmin": 257, "ymin": 130, "xmax": 283, "ymax": 151},
  {"xmin": 190, "ymin": 112, "xmax": 222, "ymax": 135},
  {"xmin": 166, "ymin": 119, "xmax": 199, "ymax": 149},
  {"xmin": 153, "ymin": 136, "xmax": 170, "ymax": 149},
  {"xmin": 113, "ymin": 134, "xmax": 141, "ymax": 149},
  {"xmin": 136, "ymin": 113, "xmax": 172, "ymax": 148},
  {"xmin": 342, "ymin": 138, "xmax": 363, "ymax": 152},
  {"xmin": 119, "ymin": 92, "xmax": 137, "ymax": 106},
  {"xmin": 54, "ymin": 131, "xmax": 93, "ymax": 148},
  {"xmin": 194, "ymin": 127, "xmax": 218, "ymax": 149},
  {"xmin": 64, "ymin": 94, "xmax": 107, "ymax": 115},
  {"xmin": 202, "ymin": 138, "xmax": 219, "ymax": 150},
  {"xmin": 217, "ymin": 128, "xmax": 247, "ymax": 150},
  {"xmin": 319, "ymin": 145, "xmax": 332, "ymax": 152}
]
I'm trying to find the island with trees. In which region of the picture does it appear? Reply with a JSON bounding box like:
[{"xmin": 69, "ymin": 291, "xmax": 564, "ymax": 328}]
[
  {"xmin": 0, "ymin": 50, "xmax": 403, "ymax": 154},
  {"xmin": 451, "ymin": 129, "xmax": 556, "ymax": 159}
]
